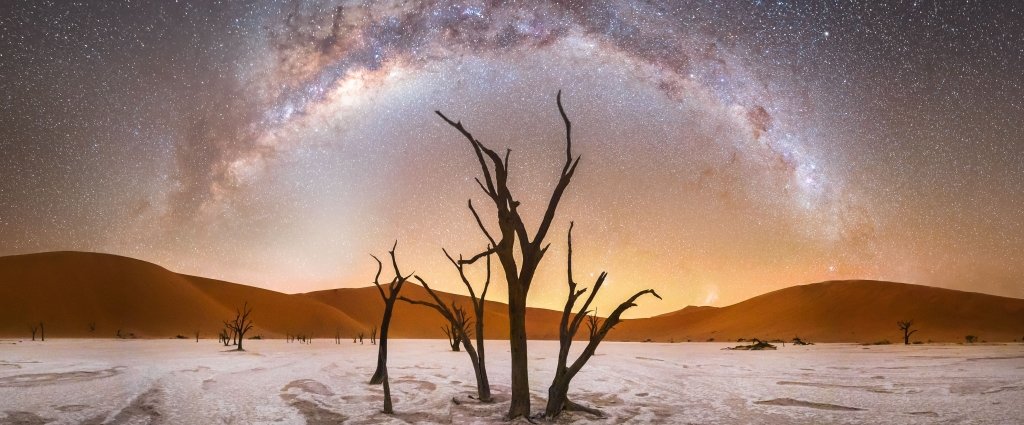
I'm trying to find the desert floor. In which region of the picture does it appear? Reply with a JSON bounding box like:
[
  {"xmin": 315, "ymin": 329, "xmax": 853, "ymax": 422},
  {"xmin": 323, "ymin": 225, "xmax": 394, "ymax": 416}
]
[{"xmin": 0, "ymin": 339, "xmax": 1021, "ymax": 424}]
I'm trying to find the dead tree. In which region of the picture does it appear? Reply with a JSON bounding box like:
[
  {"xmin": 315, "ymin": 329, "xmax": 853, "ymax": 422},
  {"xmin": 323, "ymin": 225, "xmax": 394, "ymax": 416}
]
[
  {"xmin": 30, "ymin": 324, "xmax": 38, "ymax": 341},
  {"xmin": 441, "ymin": 322, "xmax": 461, "ymax": 351},
  {"xmin": 370, "ymin": 326, "xmax": 377, "ymax": 345},
  {"xmin": 367, "ymin": 243, "xmax": 411, "ymax": 414},
  {"xmin": 195, "ymin": 330, "xmax": 200, "ymax": 343},
  {"xmin": 219, "ymin": 327, "xmax": 231, "ymax": 346},
  {"xmin": 359, "ymin": 332, "xmax": 365, "ymax": 345},
  {"xmin": 544, "ymin": 223, "xmax": 661, "ymax": 418},
  {"xmin": 224, "ymin": 302, "xmax": 255, "ymax": 351},
  {"xmin": 88, "ymin": 322, "xmax": 96, "ymax": 333},
  {"xmin": 897, "ymin": 320, "xmax": 917, "ymax": 345},
  {"xmin": 398, "ymin": 249, "xmax": 494, "ymax": 401},
  {"xmin": 335, "ymin": 329, "xmax": 341, "ymax": 344},
  {"xmin": 435, "ymin": 91, "xmax": 579, "ymax": 418},
  {"xmin": 39, "ymin": 322, "xmax": 45, "ymax": 341}
]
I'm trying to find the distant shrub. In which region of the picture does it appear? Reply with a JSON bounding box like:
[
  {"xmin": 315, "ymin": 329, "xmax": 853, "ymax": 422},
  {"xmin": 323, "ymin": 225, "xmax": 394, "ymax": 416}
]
[
  {"xmin": 174, "ymin": 335, "xmax": 187, "ymax": 339},
  {"xmin": 861, "ymin": 340, "xmax": 891, "ymax": 346},
  {"xmin": 965, "ymin": 335, "xmax": 978, "ymax": 344},
  {"xmin": 912, "ymin": 341, "xmax": 923, "ymax": 345}
]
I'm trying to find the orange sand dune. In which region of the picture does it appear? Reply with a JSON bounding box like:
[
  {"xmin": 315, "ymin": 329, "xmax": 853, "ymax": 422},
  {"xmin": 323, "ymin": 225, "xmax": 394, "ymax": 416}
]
[
  {"xmin": 617, "ymin": 280, "xmax": 1024, "ymax": 343},
  {"xmin": 1, "ymin": 252, "xmax": 1022, "ymax": 343},
  {"xmin": 0, "ymin": 252, "xmax": 364, "ymax": 339}
]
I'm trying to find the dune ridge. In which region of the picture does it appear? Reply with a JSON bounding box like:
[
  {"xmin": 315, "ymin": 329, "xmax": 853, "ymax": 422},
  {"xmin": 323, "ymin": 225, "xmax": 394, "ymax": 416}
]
[{"xmin": 1, "ymin": 251, "xmax": 1022, "ymax": 343}]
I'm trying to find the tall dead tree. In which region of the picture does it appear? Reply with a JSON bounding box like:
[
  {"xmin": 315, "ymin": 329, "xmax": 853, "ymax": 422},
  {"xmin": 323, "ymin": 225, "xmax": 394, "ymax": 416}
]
[
  {"xmin": 544, "ymin": 223, "xmax": 661, "ymax": 418},
  {"xmin": 897, "ymin": 320, "xmax": 917, "ymax": 345},
  {"xmin": 224, "ymin": 302, "xmax": 255, "ymax": 351},
  {"xmin": 367, "ymin": 242, "xmax": 411, "ymax": 414},
  {"xmin": 436, "ymin": 91, "xmax": 579, "ymax": 418},
  {"xmin": 400, "ymin": 249, "xmax": 494, "ymax": 402}
]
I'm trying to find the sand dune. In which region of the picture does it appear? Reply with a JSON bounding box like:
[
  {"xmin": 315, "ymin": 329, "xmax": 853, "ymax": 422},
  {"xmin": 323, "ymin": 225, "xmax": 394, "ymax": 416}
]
[
  {"xmin": 1, "ymin": 252, "xmax": 1022, "ymax": 343},
  {"xmin": 617, "ymin": 280, "xmax": 1024, "ymax": 343},
  {"xmin": 0, "ymin": 252, "xmax": 364, "ymax": 339}
]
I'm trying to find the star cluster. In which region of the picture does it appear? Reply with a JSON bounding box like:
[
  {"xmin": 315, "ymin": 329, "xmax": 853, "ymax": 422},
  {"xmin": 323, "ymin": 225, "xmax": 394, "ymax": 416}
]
[{"xmin": 1, "ymin": 1, "xmax": 1022, "ymax": 315}]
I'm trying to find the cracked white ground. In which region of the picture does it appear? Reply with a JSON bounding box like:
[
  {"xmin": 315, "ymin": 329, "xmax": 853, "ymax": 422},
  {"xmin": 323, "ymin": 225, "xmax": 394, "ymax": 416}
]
[{"xmin": 1, "ymin": 340, "xmax": 1021, "ymax": 424}]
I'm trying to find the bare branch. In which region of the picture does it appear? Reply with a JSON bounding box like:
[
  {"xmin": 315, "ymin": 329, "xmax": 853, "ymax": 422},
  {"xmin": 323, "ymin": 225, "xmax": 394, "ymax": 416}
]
[{"xmin": 467, "ymin": 199, "xmax": 497, "ymax": 246}]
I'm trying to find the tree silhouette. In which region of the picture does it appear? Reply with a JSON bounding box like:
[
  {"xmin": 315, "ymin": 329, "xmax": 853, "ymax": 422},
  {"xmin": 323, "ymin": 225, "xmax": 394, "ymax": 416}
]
[
  {"xmin": 543, "ymin": 223, "xmax": 661, "ymax": 418},
  {"xmin": 370, "ymin": 326, "xmax": 377, "ymax": 345},
  {"xmin": 435, "ymin": 91, "xmax": 579, "ymax": 419},
  {"xmin": 29, "ymin": 324, "xmax": 37, "ymax": 341},
  {"xmin": 897, "ymin": 320, "xmax": 917, "ymax": 345},
  {"xmin": 400, "ymin": 249, "xmax": 494, "ymax": 402},
  {"xmin": 367, "ymin": 242, "xmax": 411, "ymax": 414},
  {"xmin": 441, "ymin": 322, "xmax": 461, "ymax": 351},
  {"xmin": 224, "ymin": 302, "xmax": 255, "ymax": 351}
]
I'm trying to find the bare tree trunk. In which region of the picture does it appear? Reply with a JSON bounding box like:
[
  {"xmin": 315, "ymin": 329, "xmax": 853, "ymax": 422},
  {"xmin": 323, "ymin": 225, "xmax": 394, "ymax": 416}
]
[
  {"xmin": 30, "ymin": 325, "xmax": 37, "ymax": 341},
  {"xmin": 543, "ymin": 223, "xmax": 661, "ymax": 418},
  {"xmin": 365, "ymin": 242, "xmax": 411, "ymax": 416},
  {"xmin": 507, "ymin": 286, "xmax": 530, "ymax": 416},
  {"xmin": 39, "ymin": 322, "xmax": 45, "ymax": 341},
  {"xmin": 400, "ymin": 248, "xmax": 494, "ymax": 403},
  {"xmin": 370, "ymin": 298, "xmax": 395, "ymax": 384},
  {"xmin": 435, "ymin": 91, "xmax": 580, "ymax": 418},
  {"xmin": 382, "ymin": 368, "xmax": 393, "ymax": 414}
]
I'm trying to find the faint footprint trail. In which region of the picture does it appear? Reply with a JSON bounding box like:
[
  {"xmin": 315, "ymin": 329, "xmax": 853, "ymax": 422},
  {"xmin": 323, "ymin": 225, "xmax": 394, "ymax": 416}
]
[
  {"xmin": 755, "ymin": 398, "xmax": 864, "ymax": 411},
  {"xmin": 0, "ymin": 367, "xmax": 123, "ymax": 388},
  {"xmin": 106, "ymin": 388, "xmax": 163, "ymax": 425},
  {"xmin": 280, "ymin": 379, "xmax": 347, "ymax": 424}
]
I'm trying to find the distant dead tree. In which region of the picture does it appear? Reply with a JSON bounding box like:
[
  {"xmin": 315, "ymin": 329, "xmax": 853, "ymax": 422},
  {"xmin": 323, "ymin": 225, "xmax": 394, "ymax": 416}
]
[
  {"xmin": 88, "ymin": 321, "xmax": 96, "ymax": 333},
  {"xmin": 368, "ymin": 242, "xmax": 411, "ymax": 414},
  {"xmin": 441, "ymin": 322, "xmax": 461, "ymax": 351},
  {"xmin": 195, "ymin": 330, "xmax": 200, "ymax": 343},
  {"xmin": 335, "ymin": 329, "xmax": 341, "ymax": 344},
  {"xmin": 30, "ymin": 324, "xmax": 38, "ymax": 341},
  {"xmin": 224, "ymin": 302, "xmax": 255, "ymax": 351},
  {"xmin": 358, "ymin": 332, "xmax": 365, "ymax": 345},
  {"xmin": 436, "ymin": 90, "xmax": 580, "ymax": 419},
  {"xmin": 401, "ymin": 248, "xmax": 495, "ymax": 402},
  {"xmin": 116, "ymin": 328, "xmax": 124, "ymax": 339},
  {"xmin": 370, "ymin": 326, "xmax": 377, "ymax": 345},
  {"xmin": 39, "ymin": 322, "xmax": 45, "ymax": 341},
  {"xmin": 544, "ymin": 223, "xmax": 661, "ymax": 418},
  {"xmin": 965, "ymin": 335, "xmax": 978, "ymax": 344},
  {"xmin": 897, "ymin": 320, "xmax": 917, "ymax": 345}
]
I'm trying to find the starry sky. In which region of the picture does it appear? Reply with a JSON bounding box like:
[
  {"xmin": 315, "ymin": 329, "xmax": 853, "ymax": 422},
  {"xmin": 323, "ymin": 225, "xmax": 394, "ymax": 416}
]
[{"xmin": 1, "ymin": 1, "xmax": 1022, "ymax": 316}]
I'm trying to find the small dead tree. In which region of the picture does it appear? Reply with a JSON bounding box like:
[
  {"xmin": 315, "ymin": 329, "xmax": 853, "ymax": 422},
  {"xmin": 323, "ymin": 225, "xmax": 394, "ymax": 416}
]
[
  {"xmin": 195, "ymin": 330, "xmax": 200, "ymax": 343},
  {"xmin": 897, "ymin": 320, "xmax": 917, "ymax": 345},
  {"xmin": 88, "ymin": 322, "xmax": 96, "ymax": 333},
  {"xmin": 544, "ymin": 223, "xmax": 662, "ymax": 418},
  {"xmin": 367, "ymin": 242, "xmax": 412, "ymax": 414},
  {"xmin": 30, "ymin": 324, "xmax": 38, "ymax": 341},
  {"xmin": 399, "ymin": 249, "xmax": 494, "ymax": 402},
  {"xmin": 370, "ymin": 326, "xmax": 377, "ymax": 345},
  {"xmin": 441, "ymin": 322, "xmax": 461, "ymax": 351},
  {"xmin": 39, "ymin": 322, "xmax": 45, "ymax": 341},
  {"xmin": 359, "ymin": 332, "xmax": 365, "ymax": 345},
  {"xmin": 219, "ymin": 327, "xmax": 231, "ymax": 346},
  {"xmin": 335, "ymin": 329, "xmax": 341, "ymax": 344},
  {"xmin": 224, "ymin": 302, "xmax": 255, "ymax": 351}
]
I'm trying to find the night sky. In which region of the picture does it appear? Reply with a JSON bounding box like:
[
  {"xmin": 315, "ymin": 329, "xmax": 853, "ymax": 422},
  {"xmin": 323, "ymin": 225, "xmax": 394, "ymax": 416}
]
[{"xmin": 2, "ymin": 1, "xmax": 1022, "ymax": 316}]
